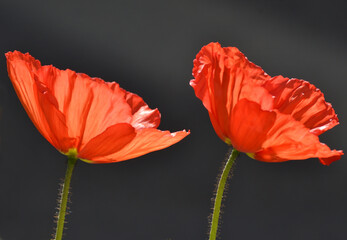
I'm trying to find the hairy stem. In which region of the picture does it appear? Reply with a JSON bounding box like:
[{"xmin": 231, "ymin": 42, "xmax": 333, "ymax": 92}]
[
  {"xmin": 209, "ymin": 149, "xmax": 239, "ymax": 240},
  {"xmin": 54, "ymin": 153, "xmax": 77, "ymax": 240}
]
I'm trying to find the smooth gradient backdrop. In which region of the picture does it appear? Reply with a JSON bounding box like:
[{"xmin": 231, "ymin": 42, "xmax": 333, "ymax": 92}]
[{"xmin": 0, "ymin": 0, "xmax": 346, "ymax": 239}]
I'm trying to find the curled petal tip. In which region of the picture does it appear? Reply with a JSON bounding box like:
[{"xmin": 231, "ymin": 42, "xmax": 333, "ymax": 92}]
[{"xmin": 319, "ymin": 151, "xmax": 344, "ymax": 166}]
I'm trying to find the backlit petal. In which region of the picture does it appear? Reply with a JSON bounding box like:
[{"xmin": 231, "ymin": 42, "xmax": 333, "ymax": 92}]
[
  {"xmin": 6, "ymin": 51, "xmax": 73, "ymax": 152},
  {"xmin": 191, "ymin": 42, "xmax": 272, "ymax": 111},
  {"xmin": 255, "ymin": 111, "xmax": 343, "ymax": 164},
  {"xmin": 124, "ymin": 90, "xmax": 161, "ymax": 129},
  {"xmin": 229, "ymin": 99, "xmax": 276, "ymax": 153},
  {"xmin": 88, "ymin": 129, "xmax": 190, "ymax": 163},
  {"xmin": 208, "ymin": 111, "xmax": 228, "ymax": 143},
  {"xmin": 6, "ymin": 51, "xmax": 44, "ymax": 131},
  {"xmin": 35, "ymin": 80, "xmax": 75, "ymax": 152},
  {"xmin": 78, "ymin": 123, "xmax": 136, "ymax": 159},
  {"xmin": 34, "ymin": 67, "xmax": 134, "ymax": 149},
  {"xmin": 191, "ymin": 42, "xmax": 273, "ymax": 142},
  {"xmin": 263, "ymin": 76, "xmax": 339, "ymax": 135}
]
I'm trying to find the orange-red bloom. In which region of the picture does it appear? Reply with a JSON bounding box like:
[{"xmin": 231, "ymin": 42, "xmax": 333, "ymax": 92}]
[
  {"xmin": 7, "ymin": 51, "xmax": 189, "ymax": 163},
  {"xmin": 190, "ymin": 42, "xmax": 343, "ymax": 165}
]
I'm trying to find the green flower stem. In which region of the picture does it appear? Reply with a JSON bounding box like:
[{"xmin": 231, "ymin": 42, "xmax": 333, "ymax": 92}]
[
  {"xmin": 54, "ymin": 153, "xmax": 77, "ymax": 240},
  {"xmin": 209, "ymin": 148, "xmax": 239, "ymax": 240}
]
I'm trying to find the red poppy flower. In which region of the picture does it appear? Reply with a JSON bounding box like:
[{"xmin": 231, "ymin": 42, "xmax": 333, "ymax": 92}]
[
  {"xmin": 6, "ymin": 51, "xmax": 189, "ymax": 163},
  {"xmin": 190, "ymin": 42, "xmax": 343, "ymax": 165}
]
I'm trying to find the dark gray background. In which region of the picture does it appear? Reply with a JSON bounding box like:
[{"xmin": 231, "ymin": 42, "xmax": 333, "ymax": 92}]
[{"xmin": 0, "ymin": 0, "xmax": 346, "ymax": 239}]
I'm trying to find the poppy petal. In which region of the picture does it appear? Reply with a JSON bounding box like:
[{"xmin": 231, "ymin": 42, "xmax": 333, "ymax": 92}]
[
  {"xmin": 6, "ymin": 51, "xmax": 73, "ymax": 152},
  {"xmin": 87, "ymin": 129, "xmax": 190, "ymax": 163},
  {"xmin": 34, "ymin": 66, "xmax": 134, "ymax": 148},
  {"xmin": 319, "ymin": 154, "xmax": 343, "ymax": 166},
  {"xmin": 191, "ymin": 43, "xmax": 274, "ymax": 142},
  {"xmin": 263, "ymin": 76, "xmax": 339, "ymax": 135},
  {"xmin": 208, "ymin": 111, "xmax": 228, "ymax": 143},
  {"xmin": 35, "ymin": 80, "xmax": 75, "ymax": 152},
  {"xmin": 255, "ymin": 111, "xmax": 343, "ymax": 164},
  {"xmin": 228, "ymin": 99, "xmax": 276, "ymax": 153},
  {"xmin": 6, "ymin": 51, "xmax": 44, "ymax": 129},
  {"xmin": 78, "ymin": 123, "xmax": 136, "ymax": 159},
  {"xmin": 191, "ymin": 42, "xmax": 272, "ymax": 111},
  {"xmin": 124, "ymin": 90, "xmax": 161, "ymax": 129},
  {"xmin": 7, "ymin": 51, "xmax": 133, "ymax": 149}
]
